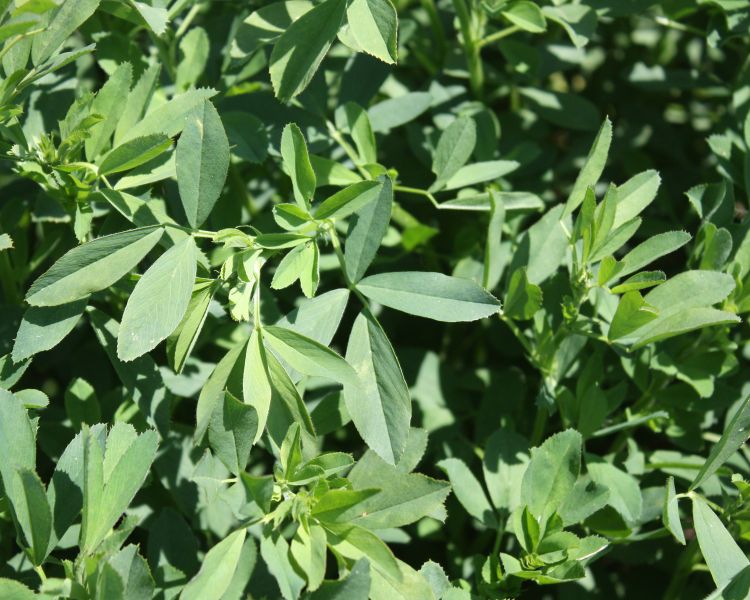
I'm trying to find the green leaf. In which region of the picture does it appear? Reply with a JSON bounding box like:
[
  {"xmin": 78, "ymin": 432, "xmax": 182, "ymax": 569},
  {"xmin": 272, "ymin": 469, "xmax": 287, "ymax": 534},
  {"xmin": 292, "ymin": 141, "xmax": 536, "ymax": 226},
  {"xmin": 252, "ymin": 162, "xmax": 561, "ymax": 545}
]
[
  {"xmin": 281, "ymin": 123, "xmax": 316, "ymax": 210},
  {"xmin": 430, "ymin": 117, "xmax": 477, "ymax": 192},
  {"xmin": 12, "ymin": 469, "xmax": 51, "ymax": 565},
  {"xmin": 323, "ymin": 523, "xmax": 401, "ymax": 583},
  {"xmin": 309, "ymin": 558, "xmax": 371, "ymax": 599},
  {"xmin": 438, "ymin": 458, "xmax": 496, "ymax": 528},
  {"xmin": 166, "ymin": 281, "xmax": 216, "ymax": 374},
  {"xmin": 176, "ymin": 101, "xmax": 230, "ymax": 228},
  {"xmin": 587, "ymin": 457, "xmax": 642, "ymax": 525},
  {"xmin": 0, "ymin": 579, "xmax": 36, "ymax": 600},
  {"xmin": 612, "ymin": 170, "xmax": 661, "ymax": 228},
  {"xmin": 290, "ymin": 522, "xmax": 327, "ymax": 590},
  {"xmin": 118, "ymin": 236, "xmax": 198, "ymax": 361},
  {"xmin": 26, "ymin": 227, "xmax": 164, "ymax": 306},
  {"xmin": 344, "ymin": 449, "xmax": 450, "ymax": 529},
  {"xmin": 443, "ymin": 160, "xmax": 519, "ymax": 191},
  {"xmin": 609, "ymin": 271, "xmax": 666, "ymax": 294},
  {"xmin": 88, "ymin": 309, "xmax": 169, "ymax": 433},
  {"xmin": 269, "ymin": 0, "xmax": 347, "ymax": 102},
  {"xmin": 483, "ymin": 190, "xmax": 506, "ymax": 290},
  {"xmin": 558, "ymin": 478, "xmax": 609, "ymax": 526},
  {"xmin": 509, "ymin": 204, "xmax": 569, "ymax": 284},
  {"xmin": 520, "ymin": 429, "xmax": 582, "ymax": 520},
  {"xmin": 344, "ymin": 312, "xmax": 411, "ymax": 464},
  {"xmin": 264, "ymin": 325, "xmax": 360, "ymax": 390},
  {"xmin": 368, "ymin": 92, "xmax": 432, "ymax": 132},
  {"xmin": 234, "ymin": 1, "xmax": 314, "ymax": 55},
  {"xmin": 276, "ymin": 288, "xmax": 350, "ymax": 350},
  {"xmin": 315, "ymin": 180, "xmax": 381, "ymax": 220},
  {"xmin": 12, "ymin": 298, "xmax": 87, "ymax": 362},
  {"xmin": 692, "ymin": 495, "xmax": 750, "ymax": 587},
  {"xmin": 504, "ymin": 267, "xmax": 542, "ymax": 320},
  {"xmin": 209, "ymin": 391, "xmax": 258, "ymax": 475},
  {"xmin": 274, "ymin": 203, "xmax": 312, "ymax": 230},
  {"xmin": 260, "ymin": 531, "xmax": 306, "ymax": 600},
  {"xmin": 691, "ymin": 394, "xmax": 750, "ymax": 490},
  {"xmin": 106, "ymin": 544, "xmax": 156, "ymax": 600},
  {"xmin": 483, "ymin": 428, "xmax": 530, "ymax": 514},
  {"xmin": 196, "ymin": 341, "xmax": 245, "ymax": 442},
  {"xmin": 85, "ymin": 62, "xmax": 132, "ymax": 161},
  {"xmin": 562, "ymin": 118, "xmax": 612, "ymax": 218},
  {"xmin": 663, "ymin": 476, "xmax": 685, "ymax": 545},
  {"xmin": 120, "ymin": 87, "xmax": 217, "ymax": 143},
  {"xmin": 310, "ymin": 154, "xmax": 363, "ymax": 186},
  {"xmin": 616, "ymin": 231, "xmax": 691, "ymax": 279},
  {"xmin": 502, "ymin": 2, "xmax": 546, "ymax": 33},
  {"xmin": 336, "ymin": 102, "xmax": 378, "ymax": 164},
  {"xmin": 0, "ymin": 389, "xmax": 36, "ymax": 510},
  {"xmin": 181, "ymin": 529, "xmax": 247, "ymax": 600},
  {"xmin": 98, "ymin": 134, "xmax": 172, "ymax": 176},
  {"xmin": 542, "ymin": 4, "xmax": 597, "ymax": 48},
  {"xmin": 519, "ymin": 88, "xmax": 599, "ymax": 132},
  {"xmin": 81, "ymin": 424, "xmax": 159, "ymax": 553},
  {"xmin": 633, "ymin": 308, "xmax": 740, "ymax": 348},
  {"xmin": 243, "ymin": 329, "xmax": 273, "ymax": 444},
  {"xmin": 357, "ymin": 271, "xmax": 502, "ymax": 322},
  {"xmin": 344, "ymin": 175, "xmax": 393, "ymax": 282},
  {"xmin": 609, "ymin": 291, "xmax": 658, "ymax": 341},
  {"xmin": 31, "ymin": 0, "xmax": 100, "ymax": 65},
  {"xmin": 114, "ymin": 63, "xmax": 161, "ymax": 145},
  {"xmin": 346, "ymin": 0, "xmax": 398, "ymax": 63}
]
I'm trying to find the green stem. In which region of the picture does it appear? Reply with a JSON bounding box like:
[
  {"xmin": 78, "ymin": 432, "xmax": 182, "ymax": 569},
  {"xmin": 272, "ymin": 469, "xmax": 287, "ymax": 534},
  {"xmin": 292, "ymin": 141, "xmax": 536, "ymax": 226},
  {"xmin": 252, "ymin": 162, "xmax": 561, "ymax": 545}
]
[
  {"xmin": 393, "ymin": 185, "xmax": 439, "ymax": 208},
  {"xmin": 477, "ymin": 25, "xmax": 521, "ymax": 48},
  {"xmin": 326, "ymin": 121, "xmax": 370, "ymax": 179},
  {"xmin": 175, "ymin": 2, "xmax": 201, "ymax": 38},
  {"xmin": 663, "ymin": 539, "xmax": 700, "ymax": 600},
  {"xmin": 451, "ymin": 0, "xmax": 484, "ymax": 98},
  {"xmin": 328, "ymin": 225, "xmax": 370, "ymax": 308},
  {"xmin": 34, "ymin": 564, "xmax": 47, "ymax": 584},
  {"xmin": 0, "ymin": 251, "xmax": 19, "ymax": 304},
  {"xmin": 529, "ymin": 405, "xmax": 548, "ymax": 446},
  {"xmin": 420, "ymin": 0, "xmax": 447, "ymax": 60}
]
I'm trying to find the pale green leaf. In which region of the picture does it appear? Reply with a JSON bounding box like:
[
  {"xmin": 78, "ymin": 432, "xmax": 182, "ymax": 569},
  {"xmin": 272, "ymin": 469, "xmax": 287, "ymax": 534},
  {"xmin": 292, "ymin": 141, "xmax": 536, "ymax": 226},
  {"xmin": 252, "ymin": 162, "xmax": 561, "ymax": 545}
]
[
  {"xmin": 562, "ymin": 118, "xmax": 612, "ymax": 217},
  {"xmin": 118, "ymin": 236, "xmax": 198, "ymax": 361},
  {"xmin": 438, "ymin": 457, "xmax": 496, "ymax": 528},
  {"xmin": 693, "ymin": 495, "xmax": 750, "ymax": 587},
  {"xmin": 281, "ymin": 122, "xmax": 316, "ymax": 209},
  {"xmin": 357, "ymin": 271, "xmax": 502, "ymax": 322},
  {"xmin": 430, "ymin": 117, "xmax": 477, "ymax": 192},
  {"xmin": 99, "ymin": 134, "xmax": 171, "ymax": 176},
  {"xmin": 181, "ymin": 529, "xmax": 247, "ymax": 600},
  {"xmin": 12, "ymin": 298, "xmax": 87, "ymax": 362},
  {"xmin": 344, "ymin": 175, "xmax": 393, "ymax": 282},
  {"xmin": 269, "ymin": 0, "xmax": 347, "ymax": 102},
  {"xmin": 346, "ymin": 0, "xmax": 398, "ymax": 63},
  {"xmin": 176, "ymin": 101, "xmax": 230, "ymax": 228},
  {"xmin": 520, "ymin": 429, "xmax": 582, "ymax": 520},
  {"xmin": 344, "ymin": 312, "xmax": 411, "ymax": 464},
  {"xmin": 26, "ymin": 227, "xmax": 164, "ymax": 306}
]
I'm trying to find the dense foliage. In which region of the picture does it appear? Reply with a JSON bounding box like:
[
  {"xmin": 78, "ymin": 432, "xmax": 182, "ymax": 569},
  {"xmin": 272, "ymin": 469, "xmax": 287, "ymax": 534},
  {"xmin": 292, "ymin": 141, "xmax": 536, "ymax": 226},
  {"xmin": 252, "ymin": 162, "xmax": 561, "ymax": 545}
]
[{"xmin": 1, "ymin": 0, "xmax": 750, "ymax": 598}]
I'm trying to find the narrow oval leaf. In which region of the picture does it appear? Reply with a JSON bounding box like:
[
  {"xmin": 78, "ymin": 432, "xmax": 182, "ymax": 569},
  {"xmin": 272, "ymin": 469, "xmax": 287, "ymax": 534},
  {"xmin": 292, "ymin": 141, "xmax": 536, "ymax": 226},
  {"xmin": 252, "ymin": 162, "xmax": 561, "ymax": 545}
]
[
  {"xmin": 344, "ymin": 312, "xmax": 411, "ymax": 464},
  {"xmin": 346, "ymin": 0, "xmax": 398, "ymax": 64},
  {"xmin": 357, "ymin": 271, "xmax": 502, "ymax": 322},
  {"xmin": 26, "ymin": 227, "xmax": 164, "ymax": 307},
  {"xmin": 344, "ymin": 175, "xmax": 392, "ymax": 283},
  {"xmin": 99, "ymin": 134, "xmax": 171, "ymax": 176},
  {"xmin": 176, "ymin": 101, "xmax": 230, "ymax": 228},
  {"xmin": 181, "ymin": 529, "xmax": 247, "ymax": 600},
  {"xmin": 692, "ymin": 495, "xmax": 750, "ymax": 587},
  {"xmin": 12, "ymin": 298, "xmax": 88, "ymax": 362},
  {"xmin": 269, "ymin": 0, "xmax": 347, "ymax": 102},
  {"xmin": 118, "ymin": 236, "xmax": 198, "ymax": 361}
]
